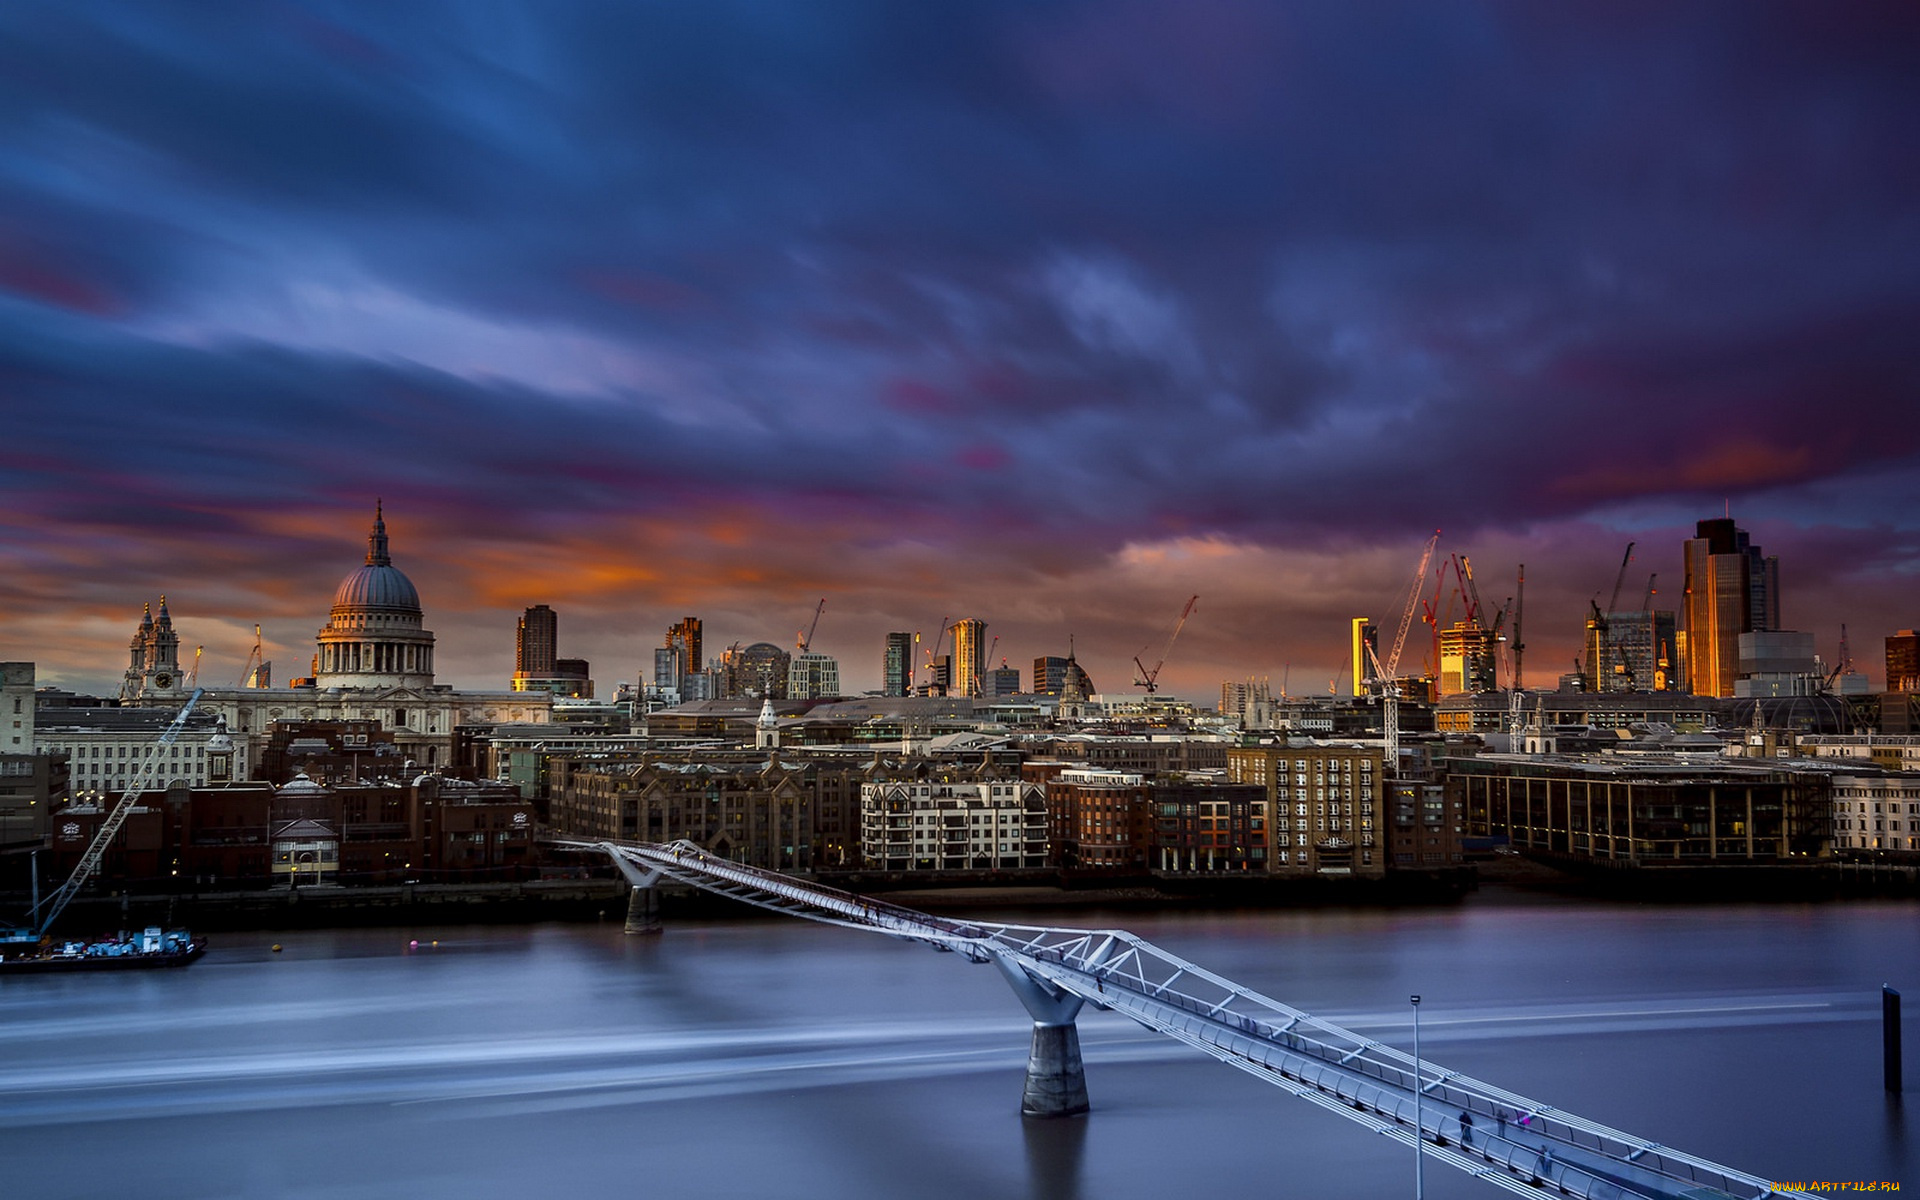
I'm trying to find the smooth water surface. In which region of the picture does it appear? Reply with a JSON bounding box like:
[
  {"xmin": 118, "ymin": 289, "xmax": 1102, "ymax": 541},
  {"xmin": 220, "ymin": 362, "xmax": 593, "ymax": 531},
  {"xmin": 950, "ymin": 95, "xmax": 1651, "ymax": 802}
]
[{"xmin": 0, "ymin": 891, "xmax": 1911, "ymax": 1199}]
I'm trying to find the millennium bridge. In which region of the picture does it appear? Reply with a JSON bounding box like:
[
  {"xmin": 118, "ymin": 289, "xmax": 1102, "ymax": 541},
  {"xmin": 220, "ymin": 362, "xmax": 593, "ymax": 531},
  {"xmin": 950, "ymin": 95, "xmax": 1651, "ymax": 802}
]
[{"xmin": 564, "ymin": 838, "xmax": 1810, "ymax": 1200}]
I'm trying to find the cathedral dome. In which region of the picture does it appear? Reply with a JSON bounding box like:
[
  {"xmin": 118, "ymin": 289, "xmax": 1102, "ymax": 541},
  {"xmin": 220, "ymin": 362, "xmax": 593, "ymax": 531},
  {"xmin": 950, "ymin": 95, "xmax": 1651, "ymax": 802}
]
[
  {"xmin": 333, "ymin": 563, "xmax": 421, "ymax": 613},
  {"xmin": 314, "ymin": 503, "xmax": 436, "ymax": 689},
  {"xmin": 330, "ymin": 505, "xmax": 421, "ymax": 614}
]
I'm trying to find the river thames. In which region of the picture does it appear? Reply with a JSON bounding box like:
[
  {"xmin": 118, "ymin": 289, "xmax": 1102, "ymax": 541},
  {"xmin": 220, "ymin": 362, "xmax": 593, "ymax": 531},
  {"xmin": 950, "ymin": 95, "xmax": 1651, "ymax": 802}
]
[{"xmin": 0, "ymin": 890, "xmax": 1911, "ymax": 1199}]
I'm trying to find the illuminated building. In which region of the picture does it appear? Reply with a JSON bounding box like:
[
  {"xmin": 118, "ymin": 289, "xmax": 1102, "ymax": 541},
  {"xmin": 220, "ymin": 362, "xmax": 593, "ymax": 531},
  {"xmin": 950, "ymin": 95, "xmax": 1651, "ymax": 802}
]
[
  {"xmin": 1350, "ymin": 618, "xmax": 1377, "ymax": 697},
  {"xmin": 510, "ymin": 606, "xmax": 589, "ymax": 695},
  {"xmin": 515, "ymin": 606, "xmax": 558, "ymax": 677},
  {"xmin": 731, "ymin": 642, "xmax": 791, "ymax": 699},
  {"xmin": 120, "ymin": 597, "xmax": 188, "ymax": 703},
  {"xmin": 788, "ymin": 651, "xmax": 841, "ymax": 700},
  {"xmin": 1584, "ymin": 610, "xmax": 1681, "ymax": 693},
  {"xmin": 125, "ymin": 506, "xmax": 550, "ymax": 771},
  {"xmin": 1226, "ymin": 743, "xmax": 1385, "ymax": 877},
  {"xmin": 1888, "ymin": 630, "xmax": 1920, "ymax": 693},
  {"xmin": 1682, "ymin": 518, "xmax": 1778, "ymax": 698},
  {"xmin": 1436, "ymin": 621, "xmax": 1497, "ymax": 696},
  {"xmin": 667, "ymin": 617, "xmax": 702, "ymax": 684},
  {"xmin": 950, "ymin": 618, "xmax": 987, "ymax": 697}
]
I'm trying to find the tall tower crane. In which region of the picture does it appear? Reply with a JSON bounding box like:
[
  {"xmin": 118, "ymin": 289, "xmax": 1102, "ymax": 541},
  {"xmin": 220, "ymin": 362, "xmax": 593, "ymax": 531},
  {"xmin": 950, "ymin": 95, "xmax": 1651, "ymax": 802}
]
[
  {"xmin": 796, "ymin": 599, "xmax": 827, "ymax": 654},
  {"xmin": 1363, "ymin": 640, "xmax": 1400, "ymax": 774},
  {"xmin": 1592, "ymin": 542, "xmax": 1635, "ymax": 689},
  {"xmin": 1133, "ymin": 595, "xmax": 1199, "ymax": 694},
  {"xmin": 1369, "ymin": 531, "xmax": 1440, "ymax": 692},
  {"xmin": 1360, "ymin": 533, "xmax": 1440, "ymax": 775},
  {"xmin": 922, "ymin": 617, "xmax": 951, "ymax": 693}
]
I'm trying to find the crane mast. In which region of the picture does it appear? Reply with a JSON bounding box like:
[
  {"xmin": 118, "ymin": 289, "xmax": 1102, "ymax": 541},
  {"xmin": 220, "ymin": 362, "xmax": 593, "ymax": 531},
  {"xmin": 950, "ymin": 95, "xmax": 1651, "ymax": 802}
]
[
  {"xmin": 797, "ymin": 599, "xmax": 827, "ymax": 654},
  {"xmin": 1133, "ymin": 595, "xmax": 1199, "ymax": 694},
  {"xmin": 1363, "ymin": 640, "xmax": 1399, "ymax": 774},
  {"xmin": 1381, "ymin": 532, "xmax": 1440, "ymax": 687},
  {"xmin": 30, "ymin": 689, "xmax": 205, "ymax": 938}
]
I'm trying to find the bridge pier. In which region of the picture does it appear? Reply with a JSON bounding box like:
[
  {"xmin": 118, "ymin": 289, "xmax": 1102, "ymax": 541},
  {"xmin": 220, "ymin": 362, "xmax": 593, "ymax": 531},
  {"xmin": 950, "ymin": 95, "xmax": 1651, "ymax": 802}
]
[
  {"xmin": 994, "ymin": 954, "xmax": 1090, "ymax": 1117},
  {"xmin": 602, "ymin": 843, "xmax": 664, "ymax": 937},
  {"xmin": 623, "ymin": 882, "xmax": 660, "ymax": 936},
  {"xmin": 1022, "ymin": 1021, "xmax": 1090, "ymax": 1118}
]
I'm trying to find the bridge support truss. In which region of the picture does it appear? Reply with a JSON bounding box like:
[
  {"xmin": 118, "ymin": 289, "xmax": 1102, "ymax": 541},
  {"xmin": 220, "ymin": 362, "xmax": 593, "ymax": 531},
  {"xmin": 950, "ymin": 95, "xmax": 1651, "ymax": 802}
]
[{"xmin": 563, "ymin": 839, "xmax": 1811, "ymax": 1200}]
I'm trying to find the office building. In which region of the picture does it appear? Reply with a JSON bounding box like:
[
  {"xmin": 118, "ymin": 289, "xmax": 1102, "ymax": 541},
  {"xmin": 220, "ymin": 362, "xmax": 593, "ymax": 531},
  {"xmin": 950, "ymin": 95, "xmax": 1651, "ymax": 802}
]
[
  {"xmin": 1585, "ymin": 610, "xmax": 1682, "ymax": 693},
  {"xmin": 1350, "ymin": 618, "xmax": 1377, "ymax": 696},
  {"xmin": 950, "ymin": 618, "xmax": 987, "ymax": 698},
  {"xmin": 1436, "ymin": 621, "xmax": 1497, "ymax": 696},
  {"xmin": 730, "ymin": 642, "xmax": 791, "ymax": 699},
  {"xmin": 788, "ymin": 651, "xmax": 840, "ymax": 700},
  {"xmin": 667, "ymin": 618, "xmax": 702, "ymax": 685},
  {"xmin": 515, "ymin": 605, "xmax": 558, "ymax": 677},
  {"xmin": 883, "ymin": 632, "xmax": 914, "ymax": 697},
  {"xmin": 1683, "ymin": 518, "xmax": 1778, "ymax": 698},
  {"xmin": 1032, "ymin": 655, "xmax": 1095, "ymax": 698},
  {"xmin": 982, "ymin": 666, "xmax": 1021, "ymax": 697},
  {"xmin": 1888, "ymin": 631, "xmax": 1920, "ymax": 693}
]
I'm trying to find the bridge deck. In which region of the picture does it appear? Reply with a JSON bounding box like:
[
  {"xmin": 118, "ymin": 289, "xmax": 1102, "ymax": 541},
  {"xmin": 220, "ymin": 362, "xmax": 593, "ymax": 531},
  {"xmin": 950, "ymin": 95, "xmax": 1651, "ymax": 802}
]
[{"xmin": 564, "ymin": 839, "xmax": 1808, "ymax": 1200}]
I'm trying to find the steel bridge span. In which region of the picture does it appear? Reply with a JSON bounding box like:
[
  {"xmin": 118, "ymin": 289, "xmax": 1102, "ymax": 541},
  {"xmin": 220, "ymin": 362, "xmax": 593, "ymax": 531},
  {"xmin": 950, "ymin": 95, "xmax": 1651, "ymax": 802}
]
[{"xmin": 567, "ymin": 838, "xmax": 1809, "ymax": 1200}]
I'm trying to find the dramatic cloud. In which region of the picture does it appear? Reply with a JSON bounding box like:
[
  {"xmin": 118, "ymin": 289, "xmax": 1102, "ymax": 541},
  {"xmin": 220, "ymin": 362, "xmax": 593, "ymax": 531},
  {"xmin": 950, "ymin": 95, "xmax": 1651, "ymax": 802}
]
[{"xmin": 1, "ymin": 1, "xmax": 1916, "ymax": 697}]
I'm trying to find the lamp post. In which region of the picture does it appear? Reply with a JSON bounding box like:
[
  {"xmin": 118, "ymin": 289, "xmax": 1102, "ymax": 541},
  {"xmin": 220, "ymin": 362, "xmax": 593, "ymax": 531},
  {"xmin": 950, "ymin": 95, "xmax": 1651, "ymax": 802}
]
[{"xmin": 1411, "ymin": 994, "xmax": 1424, "ymax": 1200}]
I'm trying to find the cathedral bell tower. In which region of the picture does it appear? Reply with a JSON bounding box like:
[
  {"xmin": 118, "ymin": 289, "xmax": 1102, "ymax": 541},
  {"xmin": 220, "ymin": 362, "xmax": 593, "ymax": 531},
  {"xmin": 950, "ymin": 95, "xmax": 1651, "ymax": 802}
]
[{"xmin": 120, "ymin": 597, "xmax": 186, "ymax": 702}]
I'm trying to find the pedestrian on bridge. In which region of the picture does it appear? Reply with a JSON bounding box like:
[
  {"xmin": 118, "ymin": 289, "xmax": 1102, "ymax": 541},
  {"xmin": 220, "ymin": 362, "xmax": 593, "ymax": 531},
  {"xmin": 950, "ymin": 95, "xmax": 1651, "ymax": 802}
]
[{"xmin": 1459, "ymin": 1111, "xmax": 1474, "ymax": 1147}]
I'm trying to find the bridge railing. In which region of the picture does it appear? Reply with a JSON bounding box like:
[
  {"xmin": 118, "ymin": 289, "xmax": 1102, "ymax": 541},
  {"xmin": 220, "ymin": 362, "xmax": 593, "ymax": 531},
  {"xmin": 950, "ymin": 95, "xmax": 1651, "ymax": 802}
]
[{"xmin": 568, "ymin": 839, "xmax": 1803, "ymax": 1200}]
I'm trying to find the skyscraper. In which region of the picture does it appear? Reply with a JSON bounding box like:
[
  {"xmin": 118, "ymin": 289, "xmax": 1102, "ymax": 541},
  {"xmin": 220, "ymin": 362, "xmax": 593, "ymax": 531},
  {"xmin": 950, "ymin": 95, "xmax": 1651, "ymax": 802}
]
[
  {"xmin": 950, "ymin": 618, "xmax": 987, "ymax": 697},
  {"xmin": 516, "ymin": 605, "xmax": 558, "ymax": 677},
  {"xmin": 882, "ymin": 632, "xmax": 913, "ymax": 697},
  {"xmin": 1350, "ymin": 618, "xmax": 1377, "ymax": 696},
  {"xmin": 667, "ymin": 617, "xmax": 702, "ymax": 683},
  {"xmin": 1682, "ymin": 518, "xmax": 1778, "ymax": 698},
  {"xmin": 1888, "ymin": 630, "xmax": 1920, "ymax": 693}
]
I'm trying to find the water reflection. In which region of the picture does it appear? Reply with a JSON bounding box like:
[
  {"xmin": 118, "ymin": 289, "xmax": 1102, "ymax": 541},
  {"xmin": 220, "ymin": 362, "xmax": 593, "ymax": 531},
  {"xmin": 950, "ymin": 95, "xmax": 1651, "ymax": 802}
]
[
  {"xmin": 0, "ymin": 901, "xmax": 1911, "ymax": 1199},
  {"xmin": 1022, "ymin": 1111, "xmax": 1088, "ymax": 1200}
]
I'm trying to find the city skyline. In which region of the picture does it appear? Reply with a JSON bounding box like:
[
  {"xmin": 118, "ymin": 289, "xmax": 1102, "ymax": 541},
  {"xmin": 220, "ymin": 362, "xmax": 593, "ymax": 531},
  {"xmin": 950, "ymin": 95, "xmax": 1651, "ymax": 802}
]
[{"xmin": 2, "ymin": 4, "xmax": 1915, "ymax": 699}]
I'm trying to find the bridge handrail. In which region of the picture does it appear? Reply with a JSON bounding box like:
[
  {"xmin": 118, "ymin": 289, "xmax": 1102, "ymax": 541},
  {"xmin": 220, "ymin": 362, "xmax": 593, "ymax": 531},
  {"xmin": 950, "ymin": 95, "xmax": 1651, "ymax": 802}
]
[{"xmin": 568, "ymin": 839, "xmax": 1806, "ymax": 1200}]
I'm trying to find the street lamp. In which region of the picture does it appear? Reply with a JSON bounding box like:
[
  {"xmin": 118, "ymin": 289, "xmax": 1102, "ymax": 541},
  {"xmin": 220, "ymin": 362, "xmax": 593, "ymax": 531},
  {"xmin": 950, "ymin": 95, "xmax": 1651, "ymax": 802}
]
[{"xmin": 1411, "ymin": 994, "xmax": 1424, "ymax": 1200}]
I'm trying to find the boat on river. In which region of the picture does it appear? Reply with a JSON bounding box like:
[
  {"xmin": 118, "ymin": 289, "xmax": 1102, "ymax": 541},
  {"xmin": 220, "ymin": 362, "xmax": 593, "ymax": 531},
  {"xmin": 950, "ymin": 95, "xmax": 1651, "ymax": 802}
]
[
  {"xmin": 4, "ymin": 691, "xmax": 213, "ymax": 977},
  {"xmin": 1, "ymin": 926, "xmax": 207, "ymax": 974}
]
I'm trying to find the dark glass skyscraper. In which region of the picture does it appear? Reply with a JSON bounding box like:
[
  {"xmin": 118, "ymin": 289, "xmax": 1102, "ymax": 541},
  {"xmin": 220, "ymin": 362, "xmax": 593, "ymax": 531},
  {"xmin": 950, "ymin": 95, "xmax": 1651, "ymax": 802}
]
[
  {"xmin": 1682, "ymin": 518, "xmax": 1777, "ymax": 697},
  {"xmin": 515, "ymin": 604, "xmax": 557, "ymax": 676},
  {"xmin": 882, "ymin": 632, "xmax": 913, "ymax": 697}
]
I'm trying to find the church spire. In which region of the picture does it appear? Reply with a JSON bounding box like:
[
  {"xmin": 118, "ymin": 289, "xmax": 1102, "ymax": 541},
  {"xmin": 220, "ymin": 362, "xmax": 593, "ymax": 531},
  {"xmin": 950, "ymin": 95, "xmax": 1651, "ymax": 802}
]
[{"xmin": 366, "ymin": 500, "xmax": 391, "ymax": 566}]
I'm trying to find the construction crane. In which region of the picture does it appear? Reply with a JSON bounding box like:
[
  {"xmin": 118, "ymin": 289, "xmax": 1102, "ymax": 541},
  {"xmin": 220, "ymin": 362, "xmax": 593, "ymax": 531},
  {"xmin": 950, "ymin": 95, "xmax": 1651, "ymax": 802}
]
[
  {"xmin": 1133, "ymin": 595, "xmax": 1198, "ymax": 694},
  {"xmin": 1589, "ymin": 542, "xmax": 1635, "ymax": 691},
  {"xmin": 1823, "ymin": 624, "xmax": 1855, "ymax": 689},
  {"xmin": 1608, "ymin": 542, "xmax": 1636, "ymax": 613},
  {"xmin": 27, "ymin": 689, "xmax": 205, "ymax": 939},
  {"xmin": 1510, "ymin": 563, "xmax": 1526, "ymax": 692},
  {"xmin": 1363, "ymin": 640, "xmax": 1401, "ymax": 773},
  {"xmin": 1373, "ymin": 532, "xmax": 1440, "ymax": 691},
  {"xmin": 923, "ymin": 617, "xmax": 951, "ymax": 693},
  {"xmin": 238, "ymin": 625, "xmax": 271, "ymax": 688},
  {"xmin": 796, "ymin": 599, "xmax": 827, "ymax": 654}
]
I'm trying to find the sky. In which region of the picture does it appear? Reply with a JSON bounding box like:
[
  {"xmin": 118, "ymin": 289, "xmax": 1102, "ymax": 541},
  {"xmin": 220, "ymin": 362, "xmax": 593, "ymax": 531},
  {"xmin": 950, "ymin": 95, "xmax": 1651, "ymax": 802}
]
[{"xmin": 1, "ymin": 1, "xmax": 1916, "ymax": 701}]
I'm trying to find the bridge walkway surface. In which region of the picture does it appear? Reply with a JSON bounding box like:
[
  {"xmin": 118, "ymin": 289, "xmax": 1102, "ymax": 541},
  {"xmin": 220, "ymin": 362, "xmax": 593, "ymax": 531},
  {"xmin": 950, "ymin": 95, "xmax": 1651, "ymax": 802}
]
[{"xmin": 561, "ymin": 838, "xmax": 1812, "ymax": 1200}]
